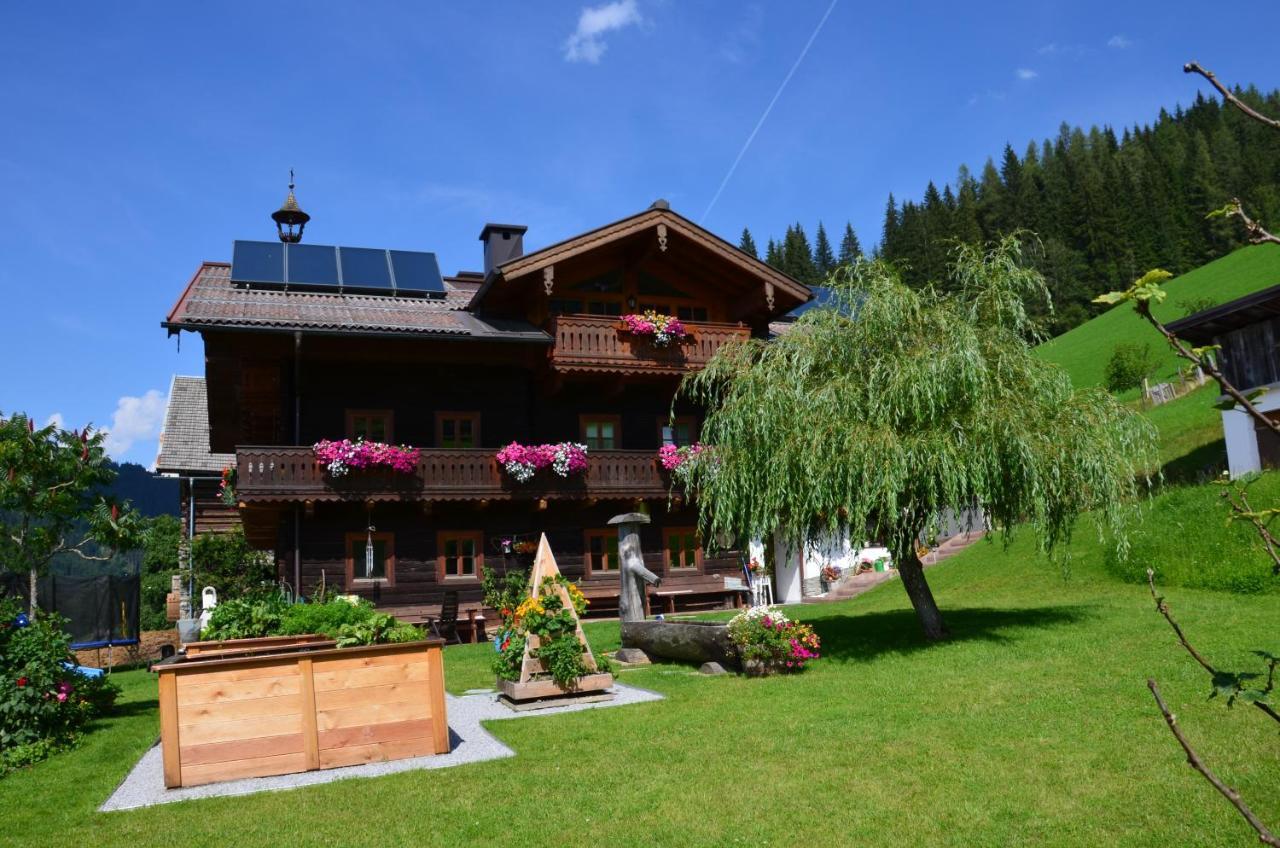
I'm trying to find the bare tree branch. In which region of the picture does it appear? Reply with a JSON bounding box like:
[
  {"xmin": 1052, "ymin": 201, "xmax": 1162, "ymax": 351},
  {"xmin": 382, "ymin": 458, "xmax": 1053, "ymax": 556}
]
[
  {"xmin": 1148, "ymin": 679, "xmax": 1280, "ymax": 847},
  {"xmin": 1222, "ymin": 482, "xmax": 1280, "ymax": 576},
  {"xmin": 1147, "ymin": 569, "xmax": 1280, "ymax": 724},
  {"xmin": 1223, "ymin": 198, "xmax": 1280, "ymax": 248},
  {"xmin": 1185, "ymin": 62, "xmax": 1280, "ymax": 131}
]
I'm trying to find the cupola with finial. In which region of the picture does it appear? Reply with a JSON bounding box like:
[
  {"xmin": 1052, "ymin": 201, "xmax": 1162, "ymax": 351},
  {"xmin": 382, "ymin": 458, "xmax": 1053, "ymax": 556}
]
[{"xmin": 271, "ymin": 170, "xmax": 310, "ymax": 243}]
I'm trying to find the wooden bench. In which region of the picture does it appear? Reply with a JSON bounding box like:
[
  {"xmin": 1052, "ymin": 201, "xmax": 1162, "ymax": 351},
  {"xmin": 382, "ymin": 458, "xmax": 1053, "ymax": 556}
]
[{"xmin": 381, "ymin": 604, "xmax": 488, "ymax": 644}]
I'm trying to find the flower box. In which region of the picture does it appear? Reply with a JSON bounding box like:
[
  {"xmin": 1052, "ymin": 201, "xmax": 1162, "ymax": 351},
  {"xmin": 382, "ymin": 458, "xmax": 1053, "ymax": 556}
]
[
  {"xmin": 619, "ymin": 311, "xmax": 688, "ymax": 347},
  {"xmin": 156, "ymin": 638, "xmax": 449, "ymax": 788}
]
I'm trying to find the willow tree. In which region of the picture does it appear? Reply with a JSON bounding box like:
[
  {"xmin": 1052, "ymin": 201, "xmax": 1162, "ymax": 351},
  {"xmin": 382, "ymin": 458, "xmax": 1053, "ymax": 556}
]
[{"xmin": 680, "ymin": 237, "xmax": 1157, "ymax": 640}]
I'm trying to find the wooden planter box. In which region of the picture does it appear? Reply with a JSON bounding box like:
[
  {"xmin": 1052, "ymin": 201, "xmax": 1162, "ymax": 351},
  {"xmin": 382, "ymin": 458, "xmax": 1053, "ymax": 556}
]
[
  {"xmin": 183, "ymin": 633, "xmax": 334, "ymax": 659},
  {"xmin": 157, "ymin": 639, "xmax": 449, "ymax": 788},
  {"xmin": 497, "ymin": 672, "xmax": 614, "ymax": 701}
]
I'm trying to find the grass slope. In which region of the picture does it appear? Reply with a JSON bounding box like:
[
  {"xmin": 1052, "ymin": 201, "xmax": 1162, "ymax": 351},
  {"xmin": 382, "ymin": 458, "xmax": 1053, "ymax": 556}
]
[
  {"xmin": 4, "ymin": 536, "xmax": 1278, "ymax": 847},
  {"xmin": 1037, "ymin": 243, "xmax": 1280, "ymax": 392}
]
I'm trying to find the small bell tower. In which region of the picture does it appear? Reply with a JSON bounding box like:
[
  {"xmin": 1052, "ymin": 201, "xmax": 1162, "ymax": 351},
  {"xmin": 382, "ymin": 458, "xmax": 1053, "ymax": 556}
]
[{"xmin": 271, "ymin": 170, "xmax": 310, "ymax": 243}]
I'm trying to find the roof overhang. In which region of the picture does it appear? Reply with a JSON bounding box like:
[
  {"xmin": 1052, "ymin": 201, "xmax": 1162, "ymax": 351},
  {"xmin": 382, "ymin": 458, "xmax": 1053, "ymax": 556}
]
[{"xmin": 1166, "ymin": 282, "xmax": 1280, "ymax": 344}]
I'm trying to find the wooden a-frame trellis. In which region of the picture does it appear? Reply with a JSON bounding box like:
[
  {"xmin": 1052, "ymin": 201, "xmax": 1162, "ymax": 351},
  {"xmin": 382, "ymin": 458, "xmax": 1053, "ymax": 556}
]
[{"xmin": 499, "ymin": 533, "xmax": 614, "ymax": 702}]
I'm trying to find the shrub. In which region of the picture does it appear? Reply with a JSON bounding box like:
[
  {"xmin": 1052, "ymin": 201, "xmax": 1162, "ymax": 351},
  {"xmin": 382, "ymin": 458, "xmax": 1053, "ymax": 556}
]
[
  {"xmin": 190, "ymin": 529, "xmax": 275, "ymax": 602},
  {"xmin": 0, "ymin": 597, "xmax": 119, "ymax": 774},
  {"xmin": 1104, "ymin": 341, "xmax": 1159, "ymax": 393}
]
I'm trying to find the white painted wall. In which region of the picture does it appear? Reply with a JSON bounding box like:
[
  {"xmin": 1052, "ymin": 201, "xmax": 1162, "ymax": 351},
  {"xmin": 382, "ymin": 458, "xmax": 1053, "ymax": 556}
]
[
  {"xmin": 772, "ymin": 538, "xmax": 803, "ymax": 604},
  {"xmin": 1224, "ymin": 391, "xmax": 1280, "ymax": 478}
]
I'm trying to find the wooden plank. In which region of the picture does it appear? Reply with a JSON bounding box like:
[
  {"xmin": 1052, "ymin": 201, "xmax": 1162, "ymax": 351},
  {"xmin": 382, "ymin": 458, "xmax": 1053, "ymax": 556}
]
[
  {"xmin": 298, "ymin": 657, "xmax": 320, "ymax": 771},
  {"xmin": 310, "ymin": 648, "xmax": 429, "ymax": 674},
  {"xmin": 313, "ymin": 680, "xmax": 431, "ymax": 712},
  {"xmin": 177, "ymin": 674, "xmax": 302, "ymax": 707},
  {"xmin": 180, "ymin": 732, "xmax": 305, "ymax": 766},
  {"xmin": 426, "ymin": 645, "xmax": 450, "ymax": 754},
  {"xmin": 159, "ymin": 672, "xmax": 181, "ymax": 789},
  {"xmin": 178, "ymin": 713, "xmax": 302, "ymax": 747},
  {"xmin": 316, "ymin": 699, "xmax": 426, "ymax": 731},
  {"xmin": 312, "ymin": 660, "xmax": 431, "ymax": 691},
  {"xmin": 318, "ymin": 718, "xmax": 434, "ymax": 750},
  {"xmin": 499, "ymin": 672, "xmax": 614, "ymax": 702},
  {"xmin": 179, "ymin": 693, "xmax": 303, "ymax": 722},
  {"xmin": 170, "ymin": 661, "xmax": 300, "ymax": 686},
  {"xmin": 181, "ymin": 752, "xmax": 309, "ymax": 787},
  {"xmin": 319, "ymin": 738, "xmax": 435, "ymax": 770}
]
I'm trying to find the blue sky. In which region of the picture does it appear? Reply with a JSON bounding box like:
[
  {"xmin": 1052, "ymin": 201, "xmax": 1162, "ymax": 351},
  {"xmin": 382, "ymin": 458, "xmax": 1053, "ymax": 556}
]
[{"xmin": 1, "ymin": 2, "xmax": 1275, "ymax": 467}]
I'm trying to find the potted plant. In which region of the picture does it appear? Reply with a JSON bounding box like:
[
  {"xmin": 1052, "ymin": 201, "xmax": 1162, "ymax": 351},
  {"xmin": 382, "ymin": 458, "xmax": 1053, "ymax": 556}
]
[
  {"xmin": 620, "ymin": 311, "xmax": 688, "ymax": 347},
  {"xmin": 820, "ymin": 564, "xmax": 841, "ymax": 593},
  {"xmin": 312, "ymin": 438, "xmax": 421, "ymax": 477},
  {"xmin": 495, "ymin": 442, "xmax": 588, "ymax": 483},
  {"xmin": 726, "ymin": 606, "xmax": 821, "ymax": 676}
]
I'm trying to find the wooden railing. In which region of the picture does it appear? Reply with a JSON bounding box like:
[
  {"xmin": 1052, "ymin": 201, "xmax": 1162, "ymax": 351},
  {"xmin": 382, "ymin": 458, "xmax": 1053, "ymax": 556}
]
[
  {"xmin": 549, "ymin": 315, "xmax": 750, "ymax": 375},
  {"xmin": 235, "ymin": 446, "xmax": 670, "ymax": 503}
]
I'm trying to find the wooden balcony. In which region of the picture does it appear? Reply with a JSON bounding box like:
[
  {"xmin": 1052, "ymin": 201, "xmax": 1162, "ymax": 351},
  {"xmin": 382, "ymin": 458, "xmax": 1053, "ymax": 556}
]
[
  {"xmin": 235, "ymin": 446, "xmax": 670, "ymax": 504},
  {"xmin": 548, "ymin": 315, "xmax": 750, "ymax": 375}
]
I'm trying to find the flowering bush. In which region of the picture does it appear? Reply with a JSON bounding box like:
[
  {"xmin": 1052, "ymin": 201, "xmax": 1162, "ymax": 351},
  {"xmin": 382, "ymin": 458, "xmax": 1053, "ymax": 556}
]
[
  {"xmin": 495, "ymin": 442, "xmax": 588, "ymax": 483},
  {"xmin": 621, "ymin": 311, "xmax": 687, "ymax": 347},
  {"xmin": 312, "ymin": 438, "xmax": 421, "ymax": 478},
  {"xmin": 726, "ymin": 605, "xmax": 821, "ymax": 671},
  {"xmin": 821, "ymin": 565, "xmax": 842, "ymax": 583},
  {"xmin": 658, "ymin": 441, "xmax": 706, "ymax": 481},
  {"xmin": 218, "ymin": 466, "xmax": 237, "ymax": 506},
  {"xmin": 0, "ymin": 597, "xmax": 119, "ymax": 773}
]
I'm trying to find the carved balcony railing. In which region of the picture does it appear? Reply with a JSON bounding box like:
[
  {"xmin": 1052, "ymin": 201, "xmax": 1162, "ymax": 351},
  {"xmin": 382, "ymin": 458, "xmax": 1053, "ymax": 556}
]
[
  {"xmin": 548, "ymin": 315, "xmax": 750, "ymax": 375},
  {"xmin": 235, "ymin": 446, "xmax": 670, "ymax": 503}
]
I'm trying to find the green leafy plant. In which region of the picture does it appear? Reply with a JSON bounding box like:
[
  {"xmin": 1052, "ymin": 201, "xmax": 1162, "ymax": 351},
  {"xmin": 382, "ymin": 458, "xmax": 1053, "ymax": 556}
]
[
  {"xmin": 492, "ymin": 575, "xmax": 600, "ymax": 687},
  {"xmin": 0, "ymin": 597, "xmax": 119, "ymax": 774},
  {"xmin": 201, "ymin": 593, "xmax": 419, "ymax": 646},
  {"xmin": 726, "ymin": 605, "xmax": 821, "ymax": 670},
  {"xmin": 1104, "ymin": 341, "xmax": 1160, "ymax": 393},
  {"xmin": 334, "ymin": 612, "xmax": 421, "ymax": 648}
]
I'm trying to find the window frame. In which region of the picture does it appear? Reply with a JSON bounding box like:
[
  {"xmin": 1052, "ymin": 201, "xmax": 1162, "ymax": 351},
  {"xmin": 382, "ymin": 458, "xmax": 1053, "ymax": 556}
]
[
  {"xmin": 345, "ymin": 531, "xmax": 396, "ymax": 588},
  {"xmin": 345, "ymin": 409, "xmax": 395, "ymax": 443},
  {"xmin": 435, "ymin": 411, "xmax": 481, "ymax": 449},
  {"xmin": 584, "ymin": 529, "xmax": 621, "ymax": 577},
  {"xmin": 658, "ymin": 415, "xmax": 698, "ymax": 447},
  {"xmin": 436, "ymin": 530, "xmax": 484, "ymax": 583},
  {"xmin": 662, "ymin": 527, "xmax": 702, "ymax": 572},
  {"xmin": 579, "ymin": 414, "xmax": 622, "ymax": 451}
]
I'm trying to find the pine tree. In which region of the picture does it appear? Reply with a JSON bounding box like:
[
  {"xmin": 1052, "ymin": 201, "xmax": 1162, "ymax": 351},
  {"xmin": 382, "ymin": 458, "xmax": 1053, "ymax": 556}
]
[
  {"xmin": 739, "ymin": 227, "xmax": 759, "ymax": 258},
  {"xmin": 838, "ymin": 222, "xmax": 862, "ymax": 264},
  {"xmin": 764, "ymin": 238, "xmax": 781, "ymax": 268},
  {"xmin": 882, "ymin": 194, "xmax": 900, "ymax": 257},
  {"xmin": 813, "ymin": 222, "xmax": 836, "ymax": 277}
]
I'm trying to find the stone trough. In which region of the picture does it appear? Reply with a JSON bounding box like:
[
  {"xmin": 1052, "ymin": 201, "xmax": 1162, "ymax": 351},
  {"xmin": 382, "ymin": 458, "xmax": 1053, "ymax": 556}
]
[{"xmin": 619, "ymin": 619, "xmax": 740, "ymax": 670}]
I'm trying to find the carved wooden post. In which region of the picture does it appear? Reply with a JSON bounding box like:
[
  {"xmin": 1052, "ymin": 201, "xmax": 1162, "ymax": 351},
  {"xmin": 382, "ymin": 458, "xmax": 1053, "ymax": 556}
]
[{"xmin": 609, "ymin": 513, "xmax": 660, "ymax": 658}]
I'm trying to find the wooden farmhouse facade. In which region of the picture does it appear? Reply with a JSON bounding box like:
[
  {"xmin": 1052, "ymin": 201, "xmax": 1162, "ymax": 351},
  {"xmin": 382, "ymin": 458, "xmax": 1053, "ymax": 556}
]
[{"xmin": 158, "ymin": 198, "xmax": 811, "ymax": 624}]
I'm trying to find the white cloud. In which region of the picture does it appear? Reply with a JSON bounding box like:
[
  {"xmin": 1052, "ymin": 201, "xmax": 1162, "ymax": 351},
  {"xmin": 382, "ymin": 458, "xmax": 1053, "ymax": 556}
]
[
  {"xmin": 1015, "ymin": 68, "xmax": 1039, "ymax": 80},
  {"xmin": 102, "ymin": 390, "xmax": 166, "ymax": 461},
  {"xmin": 1037, "ymin": 43, "xmax": 1060, "ymax": 55},
  {"xmin": 1107, "ymin": 34, "xmax": 1131, "ymax": 49},
  {"xmin": 564, "ymin": 0, "xmax": 642, "ymax": 64},
  {"xmin": 44, "ymin": 412, "xmax": 64, "ymax": 430},
  {"xmin": 720, "ymin": 4, "xmax": 764, "ymax": 64}
]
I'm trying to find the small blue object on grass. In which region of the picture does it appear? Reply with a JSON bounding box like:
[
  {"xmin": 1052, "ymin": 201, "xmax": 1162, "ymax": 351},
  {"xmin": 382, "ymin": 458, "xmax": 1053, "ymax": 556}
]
[{"xmin": 60, "ymin": 661, "xmax": 105, "ymax": 679}]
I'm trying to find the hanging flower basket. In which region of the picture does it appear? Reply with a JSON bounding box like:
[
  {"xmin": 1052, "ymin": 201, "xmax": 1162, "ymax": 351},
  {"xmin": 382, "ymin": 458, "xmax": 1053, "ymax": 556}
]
[
  {"xmin": 312, "ymin": 438, "xmax": 421, "ymax": 478},
  {"xmin": 495, "ymin": 442, "xmax": 588, "ymax": 483},
  {"xmin": 620, "ymin": 311, "xmax": 688, "ymax": 347}
]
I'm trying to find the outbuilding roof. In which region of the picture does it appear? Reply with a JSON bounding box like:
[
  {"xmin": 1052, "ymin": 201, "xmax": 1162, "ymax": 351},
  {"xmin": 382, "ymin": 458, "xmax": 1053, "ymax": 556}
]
[
  {"xmin": 154, "ymin": 375, "xmax": 235, "ymax": 475},
  {"xmin": 1166, "ymin": 282, "xmax": 1280, "ymax": 344}
]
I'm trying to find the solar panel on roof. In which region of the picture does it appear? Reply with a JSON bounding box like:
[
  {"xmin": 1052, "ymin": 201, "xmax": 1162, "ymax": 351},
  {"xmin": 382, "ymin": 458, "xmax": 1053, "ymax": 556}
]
[
  {"xmin": 286, "ymin": 243, "xmax": 339, "ymax": 288},
  {"xmin": 231, "ymin": 241, "xmax": 284, "ymax": 285},
  {"xmin": 389, "ymin": 250, "xmax": 446, "ymax": 296},
  {"xmin": 339, "ymin": 247, "xmax": 393, "ymax": 291}
]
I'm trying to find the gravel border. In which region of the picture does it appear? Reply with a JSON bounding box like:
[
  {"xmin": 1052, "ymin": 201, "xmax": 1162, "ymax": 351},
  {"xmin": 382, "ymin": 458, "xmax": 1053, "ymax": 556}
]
[{"xmin": 100, "ymin": 682, "xmax": 663, "ymax": 812}]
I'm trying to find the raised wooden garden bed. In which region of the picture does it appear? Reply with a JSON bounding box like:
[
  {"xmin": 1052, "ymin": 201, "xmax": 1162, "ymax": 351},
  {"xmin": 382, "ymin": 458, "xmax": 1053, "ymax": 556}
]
[
  {"xmin": 156, "ymin": 638, "xmax": 448, "ymax": 788},
  {"xmin": 182, "ymin": 633, "xmax": 334, "ymax": 659}
]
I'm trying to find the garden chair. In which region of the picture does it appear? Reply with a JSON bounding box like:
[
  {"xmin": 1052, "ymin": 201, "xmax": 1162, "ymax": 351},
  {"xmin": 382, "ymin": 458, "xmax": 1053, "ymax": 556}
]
[{"xmin": 429, "ymin": 590, "xmax": 463, "ymax": 644}]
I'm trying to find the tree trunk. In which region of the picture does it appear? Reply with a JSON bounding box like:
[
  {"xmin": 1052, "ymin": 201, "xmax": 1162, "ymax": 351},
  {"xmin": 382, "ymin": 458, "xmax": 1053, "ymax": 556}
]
[
  {"xmin": 29, "ymin": 567, "xmax": 38, "ymax": 616},
  {"xmin": 897, "ymin": 547, "xmax": 949, "ymax": 641}
]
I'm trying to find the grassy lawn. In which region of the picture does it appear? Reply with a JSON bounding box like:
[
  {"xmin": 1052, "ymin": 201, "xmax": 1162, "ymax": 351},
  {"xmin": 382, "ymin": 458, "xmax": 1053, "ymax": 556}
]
[{"xmin": 3, "ymin": 529, "xmax": 1278, "ymax": 847}]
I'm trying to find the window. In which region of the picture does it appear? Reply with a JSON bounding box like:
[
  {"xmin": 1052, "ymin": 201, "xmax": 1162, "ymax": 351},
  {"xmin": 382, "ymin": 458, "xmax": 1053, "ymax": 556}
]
[
  {"xmin": 664, "ymin": 528, "xmax": 701, "ymax": 571},
  {"xmin": 676, "ymin": 305, "xmax": 709, "ymax": 323},
  {"xmin": 438, "ymin": 531, "xmax": 483, "ymax": 581},
  {"xmin": 580, "ymin": 414, "xmax": 620, "ymax": 450},
  {"xmin": 436, "ymin": 412, "xmax": 480, "ymax": 448},
  {"xmin": 660, "ymin": 416, "xmax": 697, "ymax": 447},
  {"xmin": 347, "ymin": 409, "xmax": 393, "ymax": 442},
  {"xmin": 346, "ymin": 532, "xmax": 395, "ymax": 586},
  {"xmin": 586, "ymin": 300, "xmax": 623, "ymax": 317},
  {"xmin": 584, "ymin": 529, "xmax": 620, "ymax": 575}
]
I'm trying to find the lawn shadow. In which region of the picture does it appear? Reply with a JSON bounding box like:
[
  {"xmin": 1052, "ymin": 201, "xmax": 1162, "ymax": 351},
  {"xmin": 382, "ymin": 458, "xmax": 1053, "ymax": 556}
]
[
  {"xmin": 1160, "ymin": 437, "xmax": 1226, "ymax": 484},
  {"xmin": 813, "ymin": 604, "xmax": 1093, "ymax": 664}
]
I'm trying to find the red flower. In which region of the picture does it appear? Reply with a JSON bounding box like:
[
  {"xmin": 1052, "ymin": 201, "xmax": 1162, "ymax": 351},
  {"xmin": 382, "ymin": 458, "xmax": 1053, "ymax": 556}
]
[{"xmin": 16, "ymin": 677, "xmax": 27, "ymax": 687}]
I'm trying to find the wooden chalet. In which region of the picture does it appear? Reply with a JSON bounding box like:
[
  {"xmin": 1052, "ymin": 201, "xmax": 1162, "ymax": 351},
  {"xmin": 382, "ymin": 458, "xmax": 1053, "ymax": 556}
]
[{"xmin": 161, "ymin": 195, "xmax": 811, "ymax": 624}]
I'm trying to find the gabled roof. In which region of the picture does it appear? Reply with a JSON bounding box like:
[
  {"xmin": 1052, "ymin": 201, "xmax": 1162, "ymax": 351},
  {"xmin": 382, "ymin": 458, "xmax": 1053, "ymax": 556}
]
[
  {"xmin": 1166, "ymin": 282, "xmax": 1280, "ymax": 345},
  {"xmin": 470, "ymin": 205, "xmax": 812, "ymax": 313},
  {"xmin": 155, "ymin": 375, "xmax": 234, "ymax": 475},
  {"xmin": 164, "ymin": 263, "xmax": 550, "ymax": 342}
]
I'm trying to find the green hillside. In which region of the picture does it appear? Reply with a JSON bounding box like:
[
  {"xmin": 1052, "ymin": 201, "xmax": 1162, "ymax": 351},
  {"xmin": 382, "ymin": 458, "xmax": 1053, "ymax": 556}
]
[
  {"xmin": 1034, "ymin": 243, "xmax": 1279, "ymax": 480},
  {"xmin": 1036, "ymin": 243, "xmax": 1280, "ymax": 391}
]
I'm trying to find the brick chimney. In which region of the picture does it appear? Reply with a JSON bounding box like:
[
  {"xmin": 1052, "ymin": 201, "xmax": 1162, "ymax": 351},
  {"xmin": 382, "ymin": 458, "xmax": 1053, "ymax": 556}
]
[{"xmin": 478, "ymin": 224, "xmax": 528, "ymax": 275}]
